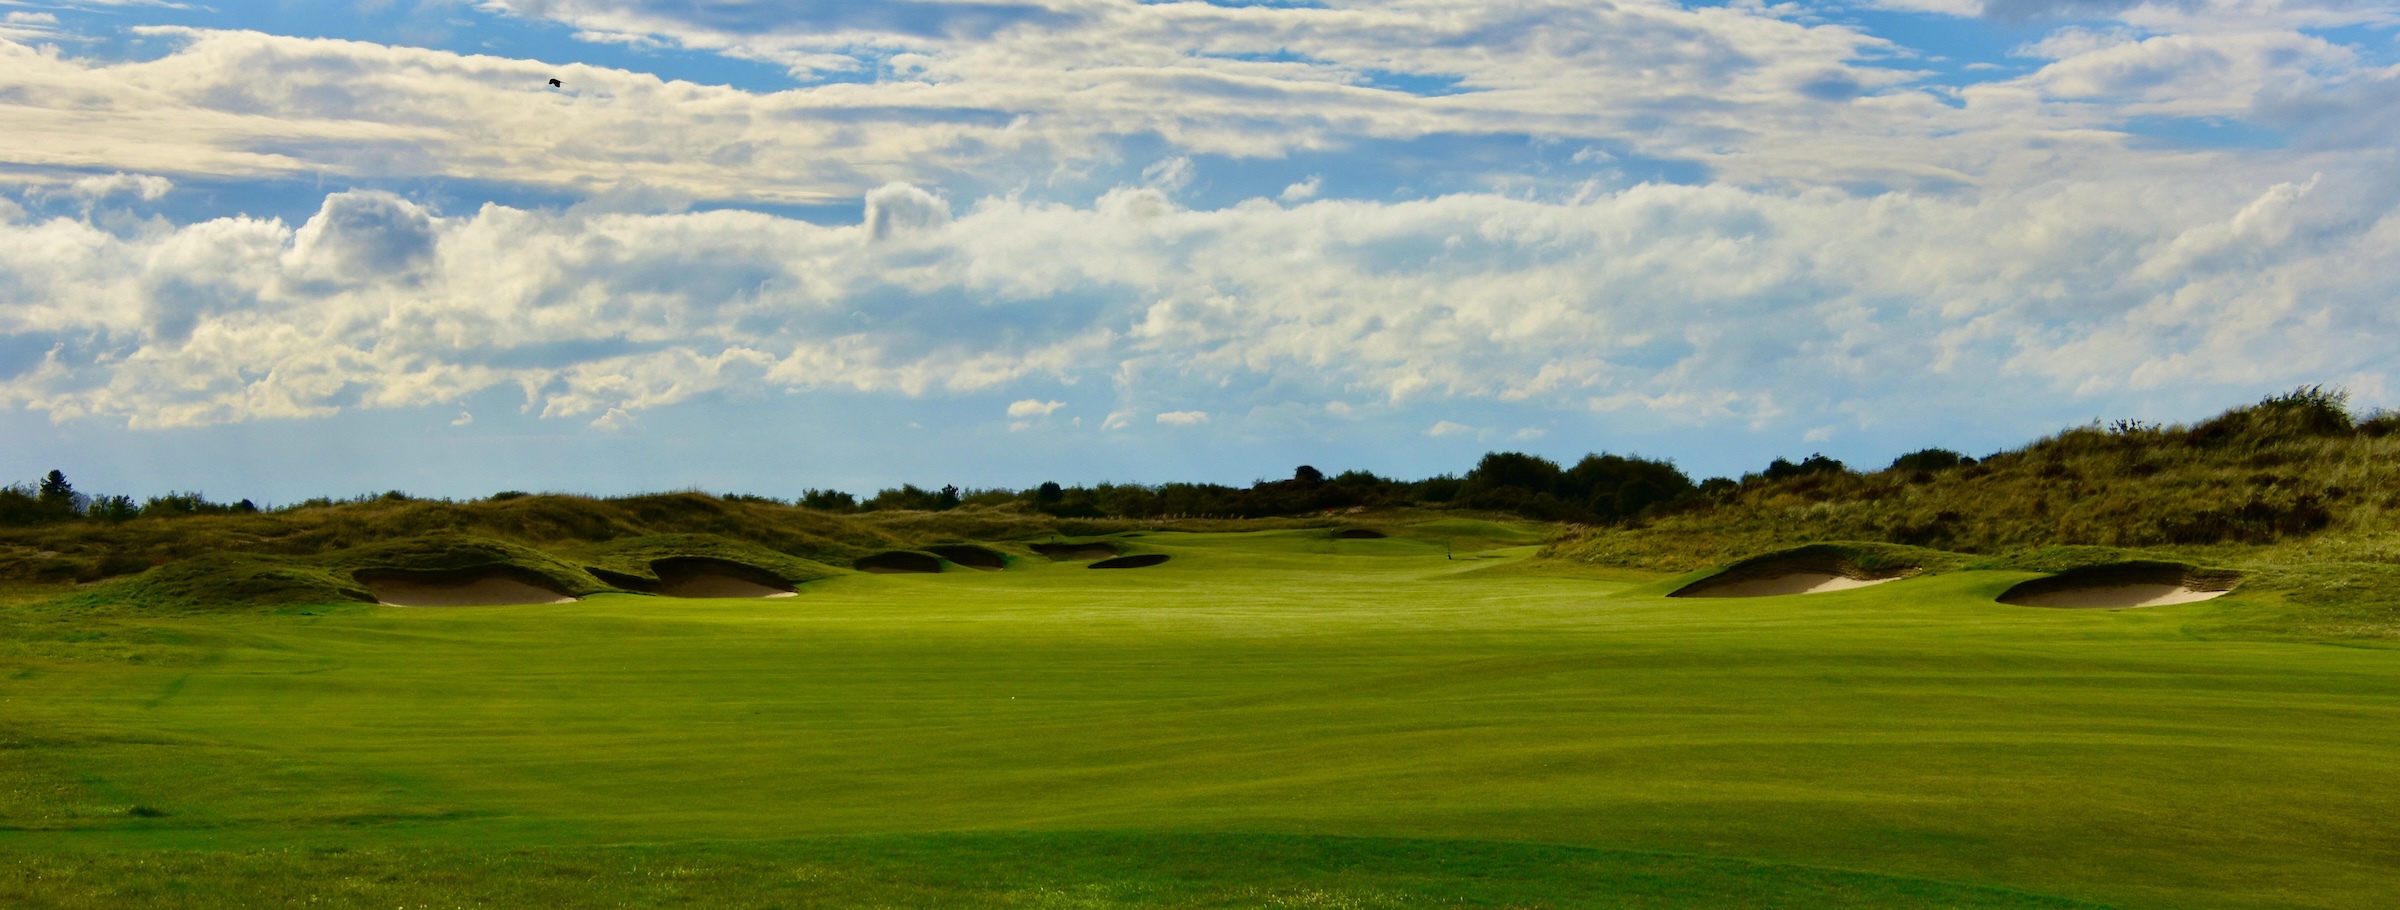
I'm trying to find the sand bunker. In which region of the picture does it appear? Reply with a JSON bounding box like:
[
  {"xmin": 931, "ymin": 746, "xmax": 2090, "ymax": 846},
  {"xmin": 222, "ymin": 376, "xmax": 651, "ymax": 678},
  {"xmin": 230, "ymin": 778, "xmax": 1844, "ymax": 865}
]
[
  {"xmin": 927, "ymin": 545, "xmax": 1007, "ymax": 571},
  {"xmin": 856, "ymin": 551, "xmax": 944, "ymax": 574},
  {"xmin": 360, "ymin": 568, "xmax": 577, "ymax": 607},
  {"xmin": 1998, "ymin": 562, "xmax": 2239, "ymax": 609},
  {"xmin": 649, "ymin": 557, "xmax": 797, "ymax": 599},
  {"xmin": 1332, "ymin": 528, "xmax": 1388, "ymax": 540},
  {"xmin": 1670, "ymin": 546, "xmax": 1917, "ymax": 598},
  {"xmin": 1681, "ymin": 573, "xmax": 1898, "ymax": 598},
  {"xmin": 1090, "ymin": 554, "xmax": 1170, "ymax": 569},
  {"xmin": 1030, "ymin": 542, "xmax": 1120, "ymax": 561}
]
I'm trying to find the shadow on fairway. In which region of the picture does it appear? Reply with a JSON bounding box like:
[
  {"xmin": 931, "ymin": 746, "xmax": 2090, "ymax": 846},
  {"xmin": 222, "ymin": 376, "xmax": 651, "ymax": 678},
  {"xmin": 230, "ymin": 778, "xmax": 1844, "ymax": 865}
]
[
  {"xmin": 856, "ymin": 551, "xmax": 945, "ymax": 574},
  {"xmin": 1090, "ymin": 554, "xmax": 1171, "ymax": 569}
]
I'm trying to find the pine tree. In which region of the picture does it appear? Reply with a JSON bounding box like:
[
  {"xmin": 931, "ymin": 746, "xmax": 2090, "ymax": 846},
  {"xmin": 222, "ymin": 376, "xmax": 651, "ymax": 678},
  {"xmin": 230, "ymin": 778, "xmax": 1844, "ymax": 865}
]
[{"xmin": 37, "ymin": 470, "xmax": 72, "ymax": 506}]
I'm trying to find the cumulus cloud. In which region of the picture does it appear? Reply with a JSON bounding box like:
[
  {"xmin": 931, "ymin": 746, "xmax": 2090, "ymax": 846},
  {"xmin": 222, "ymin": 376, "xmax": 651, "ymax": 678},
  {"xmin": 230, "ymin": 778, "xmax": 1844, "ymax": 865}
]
[
  {"xmin": 284, "ymin": 191, "xmax": 437, "ymax": 283},
  {"xmin": 1427, "ymin": 421, "xmax": 1476, "ymax": 438},
  {"xmin": 864, "ymin": 182, "xmax": 952, "ymax": 240},
  {"xmin": 5, "ymin": 162, "xmax": 2400, "ymax": 430}
]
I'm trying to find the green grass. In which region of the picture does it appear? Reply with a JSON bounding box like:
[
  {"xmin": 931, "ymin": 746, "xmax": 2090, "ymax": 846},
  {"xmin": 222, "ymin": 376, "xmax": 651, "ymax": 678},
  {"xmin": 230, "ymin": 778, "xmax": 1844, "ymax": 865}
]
[
  {"xmin": 1, "ymin": 834, "xmax": 2099, "ymax": 909},
  {"xmin": 5, "ymin": 521, "xmax": 2398, "ymax": 908}
]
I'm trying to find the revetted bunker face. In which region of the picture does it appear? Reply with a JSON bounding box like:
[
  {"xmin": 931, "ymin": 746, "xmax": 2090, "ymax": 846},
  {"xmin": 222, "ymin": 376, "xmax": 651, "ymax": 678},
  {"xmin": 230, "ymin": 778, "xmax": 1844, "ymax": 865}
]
[
  {"xmin": 856, "ymin": 551, "xmax": 944, "ymax": 574},
  {"xmin": 1030, "ymin": 542, "xmax": 1120, "ymax": 561},
  {"xmin": 1332, "ymin": 528, "xmax": 1388, "ymax": 540},
  {"xmin": 1090, "ymin": 554, "xmax": 1171, "ymax": 569},
  {"xmin": 357, "ymin": 567, "xmax": 577, "ymax": 607},
  {"xmin": 1997, "ymin": 562, "xmax": 2239, "ymax": 609},
  {"xmin": 927, "ymin": 545, "xmax": 1006, "ymax": 571},
  {"xmin": 650, "ymin": 557, "xmax": 796, "ymax": 598},
  {"xmin": 1670, "ymin": 546, "xmax": 1917, "ymax": 598}
]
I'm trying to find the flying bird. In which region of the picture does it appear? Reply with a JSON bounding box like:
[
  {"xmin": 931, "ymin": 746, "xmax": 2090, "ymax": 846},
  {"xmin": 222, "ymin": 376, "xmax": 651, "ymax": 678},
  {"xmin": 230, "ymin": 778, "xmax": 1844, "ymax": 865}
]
[{"xmin": 547, "ymin": 78, "xmax": 563, "ymax": 88}]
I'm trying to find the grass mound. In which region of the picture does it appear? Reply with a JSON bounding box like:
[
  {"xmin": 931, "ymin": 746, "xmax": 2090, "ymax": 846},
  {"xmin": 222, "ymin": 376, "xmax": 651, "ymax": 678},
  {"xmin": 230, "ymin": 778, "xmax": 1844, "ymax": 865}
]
[
  {"xmin": 65, "ymin": 551, "xmax": 373, "ymax": 612},
  {"xmin": 855, "ymin": 551, "xmax": 944, "ymax": 574},
  {"xmin": 1333, "ymin": 528, "xmax": 1389, "ymax": 539},
  {"xmin": 1998, "ymin": 561, "xmax": 2241, "ymax": 609},
  {"xmin": 1030, "ymin": 541, "xmax": 1119, "ymax": 561},
  {"xmin": 340, "ymin": 535, "xmax": 608, "ymax": 597},
  {"xmin": 563, "ymin": 534, "xmax": 845, "ymax": 589},
  {"xmin": 1670, "ymin": 544, "xmax": 1924, "ymax": 598},
  {"xmin": 1091, "ymin": 554, "xmax": 1171, "ymax": 569},
  {"xmin": 926, "ymin": 545, "xmax": 1006, "ymax": 570}
]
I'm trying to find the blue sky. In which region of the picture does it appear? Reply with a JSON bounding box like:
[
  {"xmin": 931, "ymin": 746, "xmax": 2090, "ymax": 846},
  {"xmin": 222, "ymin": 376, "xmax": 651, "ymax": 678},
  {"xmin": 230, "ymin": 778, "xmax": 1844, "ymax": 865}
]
[{"xmin": 5, "ymin": 0, "xmax": 2400, "ymax": 503}]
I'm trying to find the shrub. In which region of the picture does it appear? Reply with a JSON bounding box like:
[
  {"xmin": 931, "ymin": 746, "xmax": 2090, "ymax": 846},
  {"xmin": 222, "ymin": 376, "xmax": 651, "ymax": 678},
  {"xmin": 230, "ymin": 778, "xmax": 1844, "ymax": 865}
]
[
  {"xmin": 1759, "ymin": 454, "xmax": 1848, "ymax": 482},
  {"xmin": 800, "ymin": 489, "xmax": 858, "ymax": 512},
  {"xmin": 1888, "ymin": 449, "xmax": 1972, "ymax": 473}
]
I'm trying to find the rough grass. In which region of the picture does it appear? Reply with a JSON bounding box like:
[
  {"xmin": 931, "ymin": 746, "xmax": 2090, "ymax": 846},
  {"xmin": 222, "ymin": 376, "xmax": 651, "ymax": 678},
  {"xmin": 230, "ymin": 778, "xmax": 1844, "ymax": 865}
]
[
  {"xmin": 0, "ymin": 494, "xmax": 1471, "ymax": 596},
  {"xmin": 562, "ymin": 534, "xmax": 848, "ymax": 588},
  {"xmin": 1545, "ymin": 394, "xmax": 2400, "ymax": 641}
]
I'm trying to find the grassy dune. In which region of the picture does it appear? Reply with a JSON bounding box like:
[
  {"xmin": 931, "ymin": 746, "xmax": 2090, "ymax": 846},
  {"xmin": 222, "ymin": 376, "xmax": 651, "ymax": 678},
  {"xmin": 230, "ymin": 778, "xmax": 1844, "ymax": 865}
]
[{"xmin": 6, "ymin": 524, "xmax": 2398, "ymax": 908}]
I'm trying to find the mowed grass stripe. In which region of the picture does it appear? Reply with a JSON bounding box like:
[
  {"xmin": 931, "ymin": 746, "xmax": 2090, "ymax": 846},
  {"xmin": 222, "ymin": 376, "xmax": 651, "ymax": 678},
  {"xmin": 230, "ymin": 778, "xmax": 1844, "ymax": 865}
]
[
  {"xmin": 3, "ymin": 832, "xmax": 2104, "ymax": 909},
  {"xmin": 4, "ymin": 527, "xmax": 2398, "ymax": 908}
]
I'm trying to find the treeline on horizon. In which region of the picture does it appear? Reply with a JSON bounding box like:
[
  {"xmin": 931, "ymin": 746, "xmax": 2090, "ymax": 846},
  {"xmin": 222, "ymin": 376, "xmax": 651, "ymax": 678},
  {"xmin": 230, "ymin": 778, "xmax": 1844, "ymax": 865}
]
[
  {"xmin": 0, "ymin": 448, "xmax": 1931, "ymax": 529},
  {"xmin": 6, "ymin": 386, "xmax": 2393, "ymax": 531}
]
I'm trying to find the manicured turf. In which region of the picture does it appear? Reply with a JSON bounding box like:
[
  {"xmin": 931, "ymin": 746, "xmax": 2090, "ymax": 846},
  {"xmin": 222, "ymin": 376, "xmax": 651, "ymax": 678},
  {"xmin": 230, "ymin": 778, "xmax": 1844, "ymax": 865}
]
[{"xmin": 5, "ymin": 524, "xmax": 2398, "ymax": 908}]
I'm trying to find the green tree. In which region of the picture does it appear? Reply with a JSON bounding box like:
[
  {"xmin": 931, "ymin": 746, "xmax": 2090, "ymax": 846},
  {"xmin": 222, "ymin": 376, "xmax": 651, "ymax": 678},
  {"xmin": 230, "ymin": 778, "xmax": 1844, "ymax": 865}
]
[{"xmin": 37, "ymin": 470, "xmax": 72, "ymax": 506}]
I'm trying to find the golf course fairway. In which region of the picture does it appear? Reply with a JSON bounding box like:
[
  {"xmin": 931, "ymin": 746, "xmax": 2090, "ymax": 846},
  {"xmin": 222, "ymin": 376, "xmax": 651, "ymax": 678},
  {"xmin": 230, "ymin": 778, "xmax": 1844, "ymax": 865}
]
[{"xmin": 5, "ymin": 524, "xmax": 2396, "ymax": 908}]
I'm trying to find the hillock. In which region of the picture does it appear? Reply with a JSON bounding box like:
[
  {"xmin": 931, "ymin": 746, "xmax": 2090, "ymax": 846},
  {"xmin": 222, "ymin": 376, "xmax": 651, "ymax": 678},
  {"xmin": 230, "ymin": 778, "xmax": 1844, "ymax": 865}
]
[{"xmin": 1547, "ymin": 387, "xmax": 2400, "ymax": 640}]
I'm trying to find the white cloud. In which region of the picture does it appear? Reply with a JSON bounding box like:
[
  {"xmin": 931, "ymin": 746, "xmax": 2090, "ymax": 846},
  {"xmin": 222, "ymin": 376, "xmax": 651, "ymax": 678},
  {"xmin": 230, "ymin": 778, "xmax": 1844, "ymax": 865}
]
[
  {"xmin": 2024, "ymin": 31, "xmax": 2354, "ymax": 115},
  {"xmin": 1007, "ymin": 398, "xmax": 1065, "ymax": 417},
  {"xmin": 283, "ymin": 190, "xmax": 436, "ymax": 284},
  {"xmin": 5, "ymin": 163, "xmax": 2400, "ymax": 432},
  {"xmin": 8, "ymin": 0, "xmax": 2400, "ymax": 438},
  {"xmin": 1859, "ymin": 0, "xmax": 1983, "ymax": 14},
  {"xmin": 1427, "ymin": 421, "xmax": 1476, "ymax": 437},
  {"xmin": 0, "ymin": 3, "xmax": 2085, "ymax": 205},
  {"xmin": 0, "ymin": 11, "xmax": 62, "ymax": 43},
  {"xmin": 864, "ymin": 182, "xmax": 952, "ymax": 240},
  {"xmin": 65, "ymin": 172, "xmax": 171, "ymax": 202},
  {"xmin": 1155, "ymin": 410, "xmax": 1209, "ymax": 426}
]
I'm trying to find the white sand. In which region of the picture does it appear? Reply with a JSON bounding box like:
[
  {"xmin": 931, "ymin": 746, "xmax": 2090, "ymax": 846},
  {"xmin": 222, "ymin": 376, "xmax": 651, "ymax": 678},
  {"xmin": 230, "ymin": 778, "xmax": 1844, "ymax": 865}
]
[
  {"xmin": 372, "ymin": 576, "xmax": 577, "ymax": 607},
  {"xmin": 2007, "ymin": 584, "xmax": 2229, "ymax": 609},
  {"xmin": 1680, "ymin": 573, "xmax": 1899, "ymax": 598},
  {"xmin": 654, "ymin": 573, "xmax": 797, "ymax": 599}
]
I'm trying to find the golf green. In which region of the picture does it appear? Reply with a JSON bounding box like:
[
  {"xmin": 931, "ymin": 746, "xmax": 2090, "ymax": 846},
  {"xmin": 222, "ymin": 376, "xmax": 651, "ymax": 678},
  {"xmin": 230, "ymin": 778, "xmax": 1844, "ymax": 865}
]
[{"xmin": 5, "ymin": 525, "xmax": 2396, "ymax": 908}]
